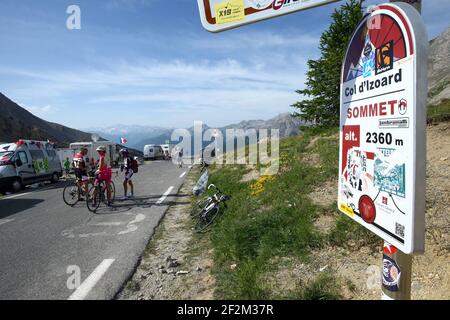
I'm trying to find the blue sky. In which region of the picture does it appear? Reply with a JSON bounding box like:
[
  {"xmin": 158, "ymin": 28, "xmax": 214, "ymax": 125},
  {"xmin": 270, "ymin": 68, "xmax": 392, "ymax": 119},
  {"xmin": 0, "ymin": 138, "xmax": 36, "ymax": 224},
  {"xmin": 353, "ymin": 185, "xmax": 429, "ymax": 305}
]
[{"xmin": 0, "ymin": 0, "xmax": 449, "ymax": 130}]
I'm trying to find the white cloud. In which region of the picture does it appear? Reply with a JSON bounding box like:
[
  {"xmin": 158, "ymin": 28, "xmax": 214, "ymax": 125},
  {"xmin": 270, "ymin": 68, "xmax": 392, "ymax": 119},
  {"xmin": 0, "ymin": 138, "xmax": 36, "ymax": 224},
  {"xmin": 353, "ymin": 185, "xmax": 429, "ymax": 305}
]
[{"xmin": 21, "ymin": 104, "xmax": 56, "ymax": 116}]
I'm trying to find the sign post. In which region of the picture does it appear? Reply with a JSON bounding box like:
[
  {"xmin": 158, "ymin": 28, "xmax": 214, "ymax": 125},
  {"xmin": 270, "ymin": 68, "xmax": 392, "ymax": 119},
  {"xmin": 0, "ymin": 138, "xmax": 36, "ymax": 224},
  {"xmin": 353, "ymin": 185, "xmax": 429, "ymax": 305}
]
[
  {"xmin": 338, "ymin": 2, "xmax": 428, "ymax": 299},
  {"xmin": 381, "ymin": 0, "xmax": 422, "ymax": 301}
]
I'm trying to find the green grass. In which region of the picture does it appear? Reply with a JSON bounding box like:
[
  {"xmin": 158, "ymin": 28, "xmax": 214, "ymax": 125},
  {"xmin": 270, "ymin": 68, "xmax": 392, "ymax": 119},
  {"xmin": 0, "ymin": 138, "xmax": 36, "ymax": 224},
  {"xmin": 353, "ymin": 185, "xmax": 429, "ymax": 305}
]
[
  {"xmin": 190, "ymin": 126, "xmax": 381, "ymax": 299},
  {"xmin": 328, "ymin": 214, "xmax": 380, "ymax": 251},
  {"xmin": 298, "ymin": 272, "xmax": 342, "ymax": 300},
  {"xmin": 428, "ymin": 99, "xmax": 450, "ymax": 123}
]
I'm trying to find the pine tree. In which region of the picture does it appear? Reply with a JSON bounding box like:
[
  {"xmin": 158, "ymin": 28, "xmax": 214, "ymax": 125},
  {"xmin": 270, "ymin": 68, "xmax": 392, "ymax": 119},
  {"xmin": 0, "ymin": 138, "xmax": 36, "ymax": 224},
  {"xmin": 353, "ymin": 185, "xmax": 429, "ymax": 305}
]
[{"xmin": 292, "ymin": 0, "xmax": 364, "ymax": 127}]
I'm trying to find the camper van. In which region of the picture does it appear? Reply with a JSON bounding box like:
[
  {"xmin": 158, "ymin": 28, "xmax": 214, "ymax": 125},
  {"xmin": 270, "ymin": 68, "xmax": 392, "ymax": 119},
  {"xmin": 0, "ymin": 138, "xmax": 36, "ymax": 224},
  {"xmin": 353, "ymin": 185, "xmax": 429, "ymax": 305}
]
[
  {"xmin": 143, "ymin": 144, "xmax": 164, "ymax": 160},
  {"xmin": 69, "ymin": 141, "xmax": 119, "ymax": 169},
  {"xmin": 56, "ymin": 148, "xmax": 75, "ymax": 170},
  {"xmin": 160, "ymin": 144, "xmax": 173, "ymax": 159},
  {"xmin": 0, "ymin": 140, "xmax": 62, "ymax": 192}
]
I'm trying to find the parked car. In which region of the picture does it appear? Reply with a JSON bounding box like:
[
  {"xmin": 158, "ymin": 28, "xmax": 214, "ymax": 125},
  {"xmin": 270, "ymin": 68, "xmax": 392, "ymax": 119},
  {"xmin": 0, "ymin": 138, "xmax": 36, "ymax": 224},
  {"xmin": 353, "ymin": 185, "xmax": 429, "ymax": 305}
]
[
  {"xmin": 0, "ymin": 139, "xmax": 62, "ymax": 192},
  {"xmin": 143, "ymin": 144, "xmax": 164, "ymax": 160}
]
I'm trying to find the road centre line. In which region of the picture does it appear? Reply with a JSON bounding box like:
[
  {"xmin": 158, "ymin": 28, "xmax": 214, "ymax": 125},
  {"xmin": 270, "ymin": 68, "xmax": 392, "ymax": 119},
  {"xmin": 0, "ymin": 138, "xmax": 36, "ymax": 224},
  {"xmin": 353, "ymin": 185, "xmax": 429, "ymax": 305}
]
[
  {"xmin": 156, "ymin": 186, "xmax": 174, "ymax": 204},
  {"xmin": 68, "ymin": 259, "xmax": 115, "ymax": 300}
]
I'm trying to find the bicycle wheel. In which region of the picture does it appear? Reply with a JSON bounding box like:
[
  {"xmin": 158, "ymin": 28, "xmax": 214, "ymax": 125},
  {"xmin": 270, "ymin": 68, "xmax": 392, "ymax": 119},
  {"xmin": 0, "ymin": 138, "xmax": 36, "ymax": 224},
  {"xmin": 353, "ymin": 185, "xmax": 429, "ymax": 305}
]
[
  {"xmin": 63, "ymin": 180, "xmax": 80, "ymax": 206},
  {"xmin": 190, "ymin": 198, "xmax": 213, "ymax": 218},
  {"xmin": 194, "ymin": 206, "xmax": 220, "ymax": 233},
  {"xmin": 86, "ymin": 186, "xmax": 101, "ymax": 213}
]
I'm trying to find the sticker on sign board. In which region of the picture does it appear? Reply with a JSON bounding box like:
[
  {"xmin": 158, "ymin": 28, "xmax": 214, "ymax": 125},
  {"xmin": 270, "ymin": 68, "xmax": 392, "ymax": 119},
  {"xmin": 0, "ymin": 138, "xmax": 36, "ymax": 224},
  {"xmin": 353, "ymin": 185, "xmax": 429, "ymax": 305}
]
[
  {"xmin": 382, "ymin": 254, "xmax": 401, "ymax": 291},
  {"xmin": 215, "ymin": 0, "xmax": 245, "ymax": 25},
  {"xmin": 338, "ymin": 3, "xmax": 428, "ymax": 254}
]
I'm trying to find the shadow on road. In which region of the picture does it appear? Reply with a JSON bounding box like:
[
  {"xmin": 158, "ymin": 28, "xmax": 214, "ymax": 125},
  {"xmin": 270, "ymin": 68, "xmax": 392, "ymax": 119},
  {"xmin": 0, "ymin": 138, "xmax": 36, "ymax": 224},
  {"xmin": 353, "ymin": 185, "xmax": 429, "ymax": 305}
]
[
  {"xmin": 88, "ymin": 193, "xmax": 191, "ymax": 215},
  {"xmin": 0, "ymin": 198, "xmax": 45, "ymax": 219}
]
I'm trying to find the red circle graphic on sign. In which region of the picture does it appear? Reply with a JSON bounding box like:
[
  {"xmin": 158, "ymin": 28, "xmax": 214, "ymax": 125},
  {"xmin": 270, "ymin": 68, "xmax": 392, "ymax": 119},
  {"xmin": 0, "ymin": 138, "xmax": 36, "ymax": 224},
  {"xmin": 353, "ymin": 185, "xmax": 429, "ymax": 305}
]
[{"xmin": 359, "ymin": 195, "xmax": 376, "ymax": 224}]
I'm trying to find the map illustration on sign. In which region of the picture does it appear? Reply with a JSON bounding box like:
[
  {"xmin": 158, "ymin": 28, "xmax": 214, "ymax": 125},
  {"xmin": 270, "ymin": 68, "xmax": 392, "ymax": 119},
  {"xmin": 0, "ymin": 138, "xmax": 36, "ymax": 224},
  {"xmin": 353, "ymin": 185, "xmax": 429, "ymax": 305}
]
[
  {"xmin": 338, "ymin": 3, "xmax": 428, "ymax": 254},
  {"xmin": 196, "ymin": 0, "xmax": 339, "ymax": 32}
]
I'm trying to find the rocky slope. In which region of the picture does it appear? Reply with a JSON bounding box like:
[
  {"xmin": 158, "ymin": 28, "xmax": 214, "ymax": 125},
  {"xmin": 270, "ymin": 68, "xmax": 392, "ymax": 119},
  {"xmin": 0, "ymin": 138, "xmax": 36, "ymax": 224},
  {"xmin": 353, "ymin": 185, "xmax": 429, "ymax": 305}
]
[
  {"xmin": 0, "ymin": 93, "xmax": 94, "ymax": 147},
  {"xmin": 428, "ymin": 27, "xmax": 450, "ymax": 105}
]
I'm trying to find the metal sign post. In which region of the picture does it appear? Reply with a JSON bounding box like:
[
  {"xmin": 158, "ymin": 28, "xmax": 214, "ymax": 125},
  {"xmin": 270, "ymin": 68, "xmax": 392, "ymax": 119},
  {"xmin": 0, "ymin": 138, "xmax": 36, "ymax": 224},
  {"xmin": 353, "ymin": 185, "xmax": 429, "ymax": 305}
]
[
  {"xmin": 381, "ymin": 0, "xmax": 422, "ymax": 301},
  {"xmin": 338, "ymin": 2, "xmax": 428, "ymax": 300}
]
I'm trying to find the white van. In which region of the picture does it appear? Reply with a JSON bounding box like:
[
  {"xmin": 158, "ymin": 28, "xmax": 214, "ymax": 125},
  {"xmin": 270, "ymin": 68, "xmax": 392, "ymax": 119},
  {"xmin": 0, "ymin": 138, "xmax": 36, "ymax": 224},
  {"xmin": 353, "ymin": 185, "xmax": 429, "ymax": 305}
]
[
  {"xmin": 160, "ymin": 144, "xmax": 173, "ymax": 159},
  {"xmin": 69, "ymin": 141, "xmax": 119, "ymax": 170},
  {"xmin": 0, "ymin": 139, "xmax": 62, "ymax": 192},
  {"xmin": 56, "ymin": 148, "xmax": 75, "ymax": 170},
  {"xmin": 143, "ymin": 144, "xmax": 164, "ymax": 160}
]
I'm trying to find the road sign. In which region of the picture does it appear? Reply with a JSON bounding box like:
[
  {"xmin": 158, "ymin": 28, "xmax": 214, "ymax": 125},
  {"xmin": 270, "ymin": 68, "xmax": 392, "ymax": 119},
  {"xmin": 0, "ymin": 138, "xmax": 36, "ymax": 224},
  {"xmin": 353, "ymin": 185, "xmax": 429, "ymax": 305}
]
[
  {"xmin": 337, "ymin": 3, "xmax": 428, "ymax": 254},
  {"xmin": 196, "ymin": 0, "xmax": 339, "ymax": 32}
]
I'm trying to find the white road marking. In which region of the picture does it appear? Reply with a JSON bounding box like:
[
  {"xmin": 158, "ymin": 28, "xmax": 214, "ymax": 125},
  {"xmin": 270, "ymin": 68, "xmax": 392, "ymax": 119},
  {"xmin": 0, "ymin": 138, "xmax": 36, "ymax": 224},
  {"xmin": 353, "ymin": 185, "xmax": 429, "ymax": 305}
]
[
  {"xmin": 68, "ymin": 259, "xmax": 115, "ymax": 300},
  {"xmin": 179, "ymin": 171, "xmax": 186, "ymax": 178},
  {"xmin": 156, "ymin": 186, "xmax": 174, "ymax": 204},
  {"xmin": 118, "ymin": 224, "xmax": 139, "ymax": 235},
  {"xmin": 0, "ymin": 218, "xmax": 15, "ymax": 226},
  {"xmin": 129, "ymin": 213, "xmax": 146, "ymax": 224},
  {"xmin": 1, "ymin": 192, "xmax": 31, "ymax": 200},
  {"xmin": 90, "ymin": 222, "xmax": 124, "ymax": 227}
]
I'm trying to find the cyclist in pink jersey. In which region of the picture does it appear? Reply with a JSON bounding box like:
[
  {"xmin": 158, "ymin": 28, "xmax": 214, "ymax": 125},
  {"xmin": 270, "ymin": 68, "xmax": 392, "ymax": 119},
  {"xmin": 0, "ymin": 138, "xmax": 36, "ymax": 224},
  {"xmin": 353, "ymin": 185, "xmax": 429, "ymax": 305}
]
[{"xmin": 93, "ymin": 146, "xmax": 112, "ymax": 206}]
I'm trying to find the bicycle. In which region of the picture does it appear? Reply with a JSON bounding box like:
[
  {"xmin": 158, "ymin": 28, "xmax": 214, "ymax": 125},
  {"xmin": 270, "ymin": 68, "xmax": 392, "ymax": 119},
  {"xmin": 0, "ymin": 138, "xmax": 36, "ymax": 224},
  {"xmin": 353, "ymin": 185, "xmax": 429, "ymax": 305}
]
[
  {"xmin": 193, "ymin": 184, "xmax": 230, "ymax": 233},
  {"xmin": 86, "ymin": 176, "xmax": 116, "ymax": 213},
  {"xmin": 62, "ymin": 173, "xmax": 95, "ymax": 206}
]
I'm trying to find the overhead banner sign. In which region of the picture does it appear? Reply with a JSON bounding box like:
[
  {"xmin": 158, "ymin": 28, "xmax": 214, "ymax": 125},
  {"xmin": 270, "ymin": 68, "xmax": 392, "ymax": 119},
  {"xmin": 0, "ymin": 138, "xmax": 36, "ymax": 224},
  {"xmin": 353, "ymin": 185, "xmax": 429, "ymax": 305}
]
[
  {"xmin": 197, "ymin": 0, "xmax": 339, "ymax": 32},
  {"xmin": 338, "ymin": 3, "xmax": 428, "ymax": 254}
]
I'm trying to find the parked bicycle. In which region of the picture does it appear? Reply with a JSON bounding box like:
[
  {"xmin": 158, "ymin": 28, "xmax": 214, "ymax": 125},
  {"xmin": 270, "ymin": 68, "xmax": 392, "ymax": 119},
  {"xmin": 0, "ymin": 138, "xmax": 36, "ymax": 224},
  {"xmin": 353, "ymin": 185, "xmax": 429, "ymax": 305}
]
[
  {"xmin": 192, "ymin": 184, "xmax": 230, "ymax": 232},
  {"xmin": 86, "ymin": 176, "xmax": 116, "ymax": 213}
]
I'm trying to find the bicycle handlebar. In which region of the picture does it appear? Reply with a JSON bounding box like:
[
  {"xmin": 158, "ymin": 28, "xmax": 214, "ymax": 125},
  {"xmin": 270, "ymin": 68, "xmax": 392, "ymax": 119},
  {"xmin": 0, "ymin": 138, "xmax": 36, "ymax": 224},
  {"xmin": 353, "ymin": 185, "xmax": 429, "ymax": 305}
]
[{"xmin": 208, "ymin": 184, "xmax": 219, "ymax": 192}]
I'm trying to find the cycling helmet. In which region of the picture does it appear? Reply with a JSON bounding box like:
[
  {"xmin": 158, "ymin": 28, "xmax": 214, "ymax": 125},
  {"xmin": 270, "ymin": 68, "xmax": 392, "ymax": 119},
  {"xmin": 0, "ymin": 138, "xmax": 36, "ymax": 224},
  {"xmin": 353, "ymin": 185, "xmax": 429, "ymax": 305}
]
[
  {"xmin": 119, "ymin": 148, "xmax": 129, "ymax": 154},
  {"xmin": 96, "ymin": 146, "xmax": 106, "ymax": 152}
]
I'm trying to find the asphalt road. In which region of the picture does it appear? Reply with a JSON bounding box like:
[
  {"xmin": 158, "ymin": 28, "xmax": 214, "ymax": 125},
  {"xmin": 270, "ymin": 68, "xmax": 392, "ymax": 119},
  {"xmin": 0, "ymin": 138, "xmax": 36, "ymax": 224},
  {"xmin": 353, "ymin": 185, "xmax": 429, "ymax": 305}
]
[{"xmin": 0, "ymin": 161, "xmax": 190, "ymax": 300}]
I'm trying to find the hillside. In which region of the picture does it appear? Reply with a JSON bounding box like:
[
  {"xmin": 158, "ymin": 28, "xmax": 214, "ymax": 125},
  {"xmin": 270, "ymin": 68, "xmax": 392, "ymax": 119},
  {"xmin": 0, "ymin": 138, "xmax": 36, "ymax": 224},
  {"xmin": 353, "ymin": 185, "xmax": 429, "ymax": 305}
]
[
  {"xmin": 428, "ymin": 27, "xmax": 450, "ymax": 105},
  {"xmin": 0, "ymin": 93, "xmax": 94, "ymax": 147},
  {"xmin": 120, "ymin": 120, "xmax": 449, "ymax": 300}
]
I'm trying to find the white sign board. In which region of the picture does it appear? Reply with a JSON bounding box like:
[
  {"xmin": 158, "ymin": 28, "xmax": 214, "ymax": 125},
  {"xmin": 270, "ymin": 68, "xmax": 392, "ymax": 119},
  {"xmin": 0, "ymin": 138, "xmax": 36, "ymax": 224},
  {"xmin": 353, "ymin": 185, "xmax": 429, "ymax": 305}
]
[
  {"xmin": 338, "ymin": 3, "xmax": 428, "ymax": 254},
  {"xmin": 197, "ymin": 0, "xmax": 339, "ymax": 32}
]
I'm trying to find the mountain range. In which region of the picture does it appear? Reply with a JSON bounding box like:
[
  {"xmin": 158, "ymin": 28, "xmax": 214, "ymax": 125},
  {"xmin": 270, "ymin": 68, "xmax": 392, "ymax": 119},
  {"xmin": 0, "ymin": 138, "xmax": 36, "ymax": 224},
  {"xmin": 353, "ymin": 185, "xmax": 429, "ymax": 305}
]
[
  {"xmin": 1, "ymin": 27, "xmax": 448, "ymax": 149},
  {"xmin": 0, "ymin": 91, "xmax": 303, "ymax": 149},
  {"xmin": 86, "ymin": 112, "xmax": 304, "ymax": 150}
]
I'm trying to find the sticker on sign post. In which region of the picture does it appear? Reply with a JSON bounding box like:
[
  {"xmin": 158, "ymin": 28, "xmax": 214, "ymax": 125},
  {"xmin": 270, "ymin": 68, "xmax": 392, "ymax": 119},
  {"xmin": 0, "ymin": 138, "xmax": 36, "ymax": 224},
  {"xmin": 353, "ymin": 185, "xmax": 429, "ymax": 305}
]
[
  {"xmin": 338, "ymin": 3, "xmax": 428, "ymax": 254},
  {"xmin": 196, "ymin": 0, "xmax": 340, "ymax": 32}
]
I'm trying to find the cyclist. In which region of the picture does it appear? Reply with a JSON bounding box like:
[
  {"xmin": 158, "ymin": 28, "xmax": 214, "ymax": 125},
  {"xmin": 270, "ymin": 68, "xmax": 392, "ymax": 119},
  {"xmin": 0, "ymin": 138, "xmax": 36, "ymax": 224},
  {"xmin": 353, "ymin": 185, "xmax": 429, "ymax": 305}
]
[
  {"xmin": 91, "ymin": 146, "xmax": 112, "ymax": 206},
  {"xmin": 178, "ymin": 148, "xmax": 183, "ymax": 168},
  {"xmin": 72, "ymin": 147, "xmax": 89, "ymax": 199},
  {"xmin": 119, "ymin": 148, "xmax": 134, "ymax": 199}
]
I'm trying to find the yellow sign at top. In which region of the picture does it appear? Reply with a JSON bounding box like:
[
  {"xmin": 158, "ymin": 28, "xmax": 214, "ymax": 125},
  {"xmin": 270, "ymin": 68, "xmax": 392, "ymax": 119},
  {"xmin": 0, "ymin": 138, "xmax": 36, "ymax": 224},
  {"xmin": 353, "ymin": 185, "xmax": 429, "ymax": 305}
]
[{"xmin": 214, "ymin": 0, "xmax": 245, "ymax": 25}]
